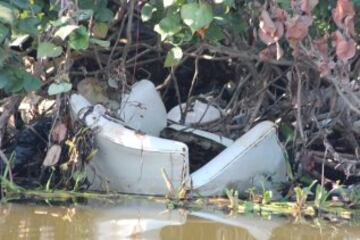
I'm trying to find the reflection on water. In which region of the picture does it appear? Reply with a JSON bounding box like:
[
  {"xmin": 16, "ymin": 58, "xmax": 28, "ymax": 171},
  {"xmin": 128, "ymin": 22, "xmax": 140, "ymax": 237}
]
[{"xmin": 0, "ymin": 199, "xmax": 359, "ymax": 240}]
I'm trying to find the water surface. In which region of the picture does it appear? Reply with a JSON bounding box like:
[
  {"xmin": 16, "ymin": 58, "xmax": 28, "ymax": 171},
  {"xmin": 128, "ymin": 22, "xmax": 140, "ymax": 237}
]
[{"xmin": 0, "ymin": 199, "xmax": 359, "ymax": 240}]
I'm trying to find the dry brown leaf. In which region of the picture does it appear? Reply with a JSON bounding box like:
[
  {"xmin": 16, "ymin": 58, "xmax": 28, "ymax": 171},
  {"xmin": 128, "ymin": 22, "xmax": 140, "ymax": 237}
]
[
  {"xmin": 270, "ymin": 6, "xmax": 288, "ymax": 22},
  {"xmin": 332, "ymin": 30, "xmax": 357, "ymax": 61},
  {"xmin": 77, "ymin": 78, "xmax": 109, "ymax": 105},
  {"xmin": 43, "ymin": 144, "xmax": 62, "ymax": 167},
  {"xmin": 259, "ymin": 10, "xmax": 276, "ymax": 34},
  {"xmin": 302, "ymin": 0, "xmax": 318, "ymax": 14},
  {"xmin": 52, "ymin": 122, "xmax": 67, "ymax": 142},
  {"xmin": 291, "ymin": 0, "xmax": 318, "ymax": 15},
  {"xmin": 316, "ymin": 60, "xmax": 335, "ymax": 77},
  {"xmin": 258, "ymin": 23, "xmax": 284, "ymax": 45},
  {"xmin": 258, "ymin": 10, "xmax": 284, "ymax": 45},
  {"xmin": 285, "ymin": 15, "xmax": 312, "ymax": 44},
  {"xmin": 344, "ymin": 16, "xmax": 355, "ymax": 37},
  {"xmin": 313, "ymin": 37, "xmax": 328, "ymax": 57},
  {"xmin": 332, "ymin": 0, "xmax": 355, "ymax": 28},
  {"xmin": 259, "ymin": 44, "xmax": 277, "ymax": 60}
]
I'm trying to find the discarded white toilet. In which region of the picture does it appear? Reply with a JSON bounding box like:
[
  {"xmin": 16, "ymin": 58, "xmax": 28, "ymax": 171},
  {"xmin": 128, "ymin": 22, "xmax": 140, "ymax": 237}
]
[{"xmin": 70, "ymin": 79, "xmax": 287, "ymax": 196}]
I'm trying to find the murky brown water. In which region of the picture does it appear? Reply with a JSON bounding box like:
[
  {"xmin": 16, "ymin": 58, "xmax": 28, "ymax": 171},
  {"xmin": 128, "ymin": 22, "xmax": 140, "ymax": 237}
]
[{"xmin": 0, "ymin": 199, "xmax": 359, "ymax": 240}]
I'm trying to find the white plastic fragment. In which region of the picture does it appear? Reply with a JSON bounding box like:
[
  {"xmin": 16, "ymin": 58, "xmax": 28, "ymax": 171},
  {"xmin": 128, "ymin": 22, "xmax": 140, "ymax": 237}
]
[{"xmin": 167, "ymin": 100, "xmax": 221, "ymax": 125}]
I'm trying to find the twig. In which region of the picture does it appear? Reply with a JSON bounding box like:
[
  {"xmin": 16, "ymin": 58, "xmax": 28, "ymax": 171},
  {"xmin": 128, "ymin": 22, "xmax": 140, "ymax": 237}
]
[
  {"xmin": 121, "ymin": 0, "xmax": 136, "ymax": 62},
  {"xmin": 0, "ymin": 149, "xmax": 13, "ymax": 182},
  {"xmin": 182, "ymin": 55, "xmax": 200, "ymax": 123},
  {"xmin": 294, "ymin": 64, "xmax": 306, "ymax": 141},
  {"xmin": 327, "ymin": 76, "xmax": 360, "ymax": 115},
  {"xmin": 0, "ymin": 95, "xmax": 22, "ymax": 148}
]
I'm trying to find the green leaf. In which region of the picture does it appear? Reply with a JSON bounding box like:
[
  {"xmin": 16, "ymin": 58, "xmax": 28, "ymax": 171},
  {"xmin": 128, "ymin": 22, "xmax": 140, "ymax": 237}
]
[
  {"xmin": 51, "ymin": 16, "xmax": 71, "ymax": 27},
  {"xmin": 0, "ymin": 72, "xmax": 9, "ymax": 88},
  {"xmin": 181, "ymin": 2, "xmax": 213, "ymax": 32},
  {"xmin": 90, "ymin": 38, "xmax": 110, "ymax": 48},
  {"xmin": 163, "ymin": 0, "xmax": 175, "ymax": 8},
  {"xmin": 0, "ymin": 48, "xmax": 4, "ymax": 67},
  {"xmin": 95, "ymin": 8, "xmax": 114, "ymax": 22},
  {"xmin": 141, "ymin": 3, "xmax": 157, "ymax": 22},
  {"xmin": 0, "ymin": 68, "xmax": 40, "ymax": 93},
  {"xmin": 48, "ymin": 82, "xmax": 72, "ymax": 95},
  {"xmin": 0, "ymin": 23, "xmax": 9, "ymax": 43},
  {"xmin": 11, "ymin": 0, "xmax": 31, "ymax": 9},
  {"xmin": 7, "ymin": 78, "xmax": 24, "ymax": 93},
  {"xmin": 55, "ymin": 25, "xmax": 79, "ymax": 40},
  {"xmin": 164, "ymin": 47, "xmax": 183, "ymax": 67},
  {"xmin": 14, "ymin": 68, "xmax": 40, "ymax": 92},
  {"xmin": 214, "ymin": 0, "xmax": 235, "ymax": 8},
  {"xmin": 23, "ymin": 74, "xmax": 41, "ymax": 92},
  {"xmin": 69, "ymin": 26, "xmax": 89, "ymax": 50},
  {"xmin": 18, "ymin": 17, "xmax": 41, "ymax": 36},
  {"xmin": 92, "ymin": 22, "xmax": 108, "ymax": 39},
  {"xmin": 154, "ymin": 14, "xmax": 182, "ymax": 41},
  {"xmin": 78, "ymin": 0, "xmax": 96, "ymax": 9},
  {"xmin": 0, "ymin": 2, "xmax": 16, "ymax": 26},
  {"xmin": 205, "ymin": 24, "xmax": 225, "ymax": 42},
  {"xmin": 75, "ymin": 9, "xmax": 94, "ymax": 21},
  {"xmin": 37, "ymin": 42, "xmax": 63, "ymax": 58}
]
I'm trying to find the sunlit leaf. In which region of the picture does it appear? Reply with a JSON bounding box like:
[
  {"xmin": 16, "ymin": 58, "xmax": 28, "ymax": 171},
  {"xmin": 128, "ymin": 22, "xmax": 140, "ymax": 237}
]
[
  {"xmin": 141, "ymin": 3, "xmax": 157, "ymax": 22},
  {"xmin": 37, "ymin": 42, "xmax": 63, "ymax": 58},
  {"xmin": 69, "ymin": 26, "xmax": 89, "ymax": 50},
  {"xmin": 0, "ymin": 2, "xmax": 16, "ymax": 26},
  {"xmin": 92, "ymin": 22, "xmax": 108, "ymax": 39},
  {"xmin": 154, "ymin": 14, "xmax": 182, "ymax": 40},
  {"xmin": 55, "ymin": 25, "xmax": 79, "ymax": 40},
  {"xmin": 163, "ymin": 0, "xmax": 175, "ymax": 8},
  {"xmin": 181, "ymin": 2, "xmax": 213, "ymax": 32},
  {"xmin": 48, "ymin": 82, "xmax": 72, "ymax": 95},
  {"xmin": 164, "ymin": 46, "xmax": 183, "ymax": 67}
]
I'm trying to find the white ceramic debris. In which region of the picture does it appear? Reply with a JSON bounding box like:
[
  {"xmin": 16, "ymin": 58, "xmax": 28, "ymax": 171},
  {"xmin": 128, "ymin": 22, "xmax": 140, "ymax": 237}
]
[
  {"xmin": 70, "ymin": 87, "xmax": 287, "ymax": 196},
  {"xmin": 190, "ymin": 121, "xmax": 287, "ymax": 196},
  {"xmin": 70, "ymin": 94, "xmax": 190, "ymax": 195},
  {"xmin": 117, "ymin": 79, "xmax": 167, "ymax": 136},
  {"xmin": 168, "ymin": 123, "xmax": 234, "ymax": 147},
  {"xmin": 167, "ymin": 100, "xmax": 221, "ymax": 125}
]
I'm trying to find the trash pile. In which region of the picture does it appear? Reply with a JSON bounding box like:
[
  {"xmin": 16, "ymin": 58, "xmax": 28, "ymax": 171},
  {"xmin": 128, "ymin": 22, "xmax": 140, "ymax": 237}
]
[{"xmin": 69, "ymin": 79, "xmax": 287, "ymax": 196}]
